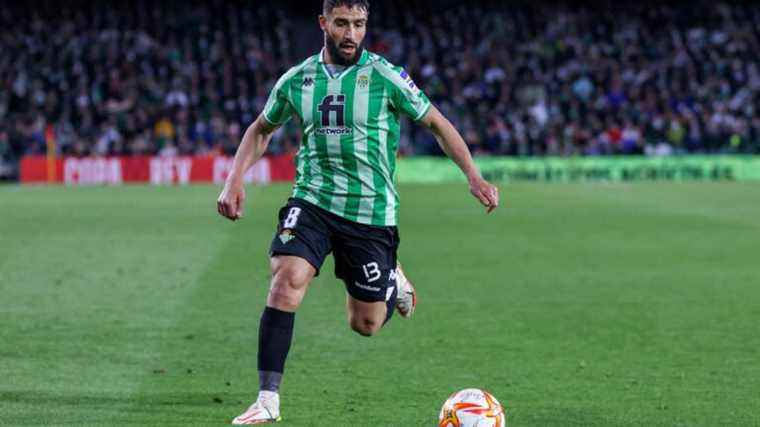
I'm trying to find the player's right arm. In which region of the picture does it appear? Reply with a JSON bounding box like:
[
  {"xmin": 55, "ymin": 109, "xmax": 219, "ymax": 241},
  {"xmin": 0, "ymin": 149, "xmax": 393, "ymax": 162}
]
[
  {"xmin": 216, "ymin": 115, "xmax": 280, "ymax": 221},
  {"xmin": 217, "ymin": 69, "xmax": 296, "ymax": 221}
]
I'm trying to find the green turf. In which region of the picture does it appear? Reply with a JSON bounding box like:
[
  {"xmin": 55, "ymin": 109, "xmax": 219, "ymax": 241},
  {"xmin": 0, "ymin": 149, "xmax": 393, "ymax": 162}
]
[{"xmin": 1, "ymin": 182, "xmax": 759, "ymax": 426}]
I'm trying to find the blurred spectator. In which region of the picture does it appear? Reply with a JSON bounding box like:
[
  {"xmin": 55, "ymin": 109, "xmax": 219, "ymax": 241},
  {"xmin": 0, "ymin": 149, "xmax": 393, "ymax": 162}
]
[
  {"xmin": 373, "ymin": 1, "xmax": 760, "ymax": 157},
  {"xmin": 0, "ymin": 0, "xmax": 758, "ymax": 170},
  {"xmin": 0, "ymin": 129, "xmax": 15, "ymax": 179}
]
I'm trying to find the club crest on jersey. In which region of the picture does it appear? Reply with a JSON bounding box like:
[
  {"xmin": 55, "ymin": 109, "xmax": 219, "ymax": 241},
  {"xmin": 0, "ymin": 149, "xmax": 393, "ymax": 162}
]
[
  {"xmin": 357, "ymin": 74, "xmax": 370, "ymax": 89},
  {"xmin": 399, "ymin": 69, "xmax": 420, "ymax": 95},
  {"xmin": 279, "ymin": 229, "xmax": 295, "ymax": 244}
]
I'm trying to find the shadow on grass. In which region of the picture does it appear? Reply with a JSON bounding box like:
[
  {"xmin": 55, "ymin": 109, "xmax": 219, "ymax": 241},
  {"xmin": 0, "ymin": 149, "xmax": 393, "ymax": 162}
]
[
  {"xmin": 508, "ymin": 405, "xmax": 629, "ymax": 427},
  {"xmin": 0, "ymin": 390, "xmax": 240, "ymax": 425},
  {"xmin": 1, "ymin": 389, "xmax": 235, "ymax": 405}
]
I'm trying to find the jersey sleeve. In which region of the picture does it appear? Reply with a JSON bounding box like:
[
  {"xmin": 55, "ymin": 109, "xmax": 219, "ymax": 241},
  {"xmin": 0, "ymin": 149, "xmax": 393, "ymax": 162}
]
[
  {"xmin": 383, "ymin": 65, "xmax": 432, "ymax": 121},
  {"xmin": 262, "ymin": 74, "xmax": 294, "ymax": 126}
]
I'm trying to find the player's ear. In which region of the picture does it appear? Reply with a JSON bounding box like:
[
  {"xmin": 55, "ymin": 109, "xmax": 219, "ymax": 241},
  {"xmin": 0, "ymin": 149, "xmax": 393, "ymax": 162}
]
[{"xmin": 318, "ymin": 14, "xmax": 327, "ymax": 31}]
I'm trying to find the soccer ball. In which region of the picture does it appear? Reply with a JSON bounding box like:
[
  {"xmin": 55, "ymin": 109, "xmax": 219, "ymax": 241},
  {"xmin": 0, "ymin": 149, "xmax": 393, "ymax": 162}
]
[{"xmin": 438, "ymin": 388, "xmax": 506, "ymax": 427}]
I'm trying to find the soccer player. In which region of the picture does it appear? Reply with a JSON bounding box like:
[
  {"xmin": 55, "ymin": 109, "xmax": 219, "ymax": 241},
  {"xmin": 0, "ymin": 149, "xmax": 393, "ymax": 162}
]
[{"xmin": 217, "ymin": 0, "xmax": 499, "ymax": 423}]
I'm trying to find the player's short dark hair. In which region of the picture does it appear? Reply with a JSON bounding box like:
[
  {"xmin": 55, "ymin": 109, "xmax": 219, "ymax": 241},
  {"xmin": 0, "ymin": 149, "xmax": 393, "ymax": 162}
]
[{"xmin": 323, "ymin": 0, "xmax": 370, "ymax": 15}]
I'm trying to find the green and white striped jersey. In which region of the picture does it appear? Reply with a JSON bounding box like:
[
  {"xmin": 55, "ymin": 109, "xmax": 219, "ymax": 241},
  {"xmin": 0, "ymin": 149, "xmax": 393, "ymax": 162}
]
[{"xmin": 262, "ymin": 49, "xmax": 431, "ymax": 226}]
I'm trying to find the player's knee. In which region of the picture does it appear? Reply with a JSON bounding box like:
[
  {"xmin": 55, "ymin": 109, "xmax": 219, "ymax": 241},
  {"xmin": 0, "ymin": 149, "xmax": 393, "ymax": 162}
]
[
  {"xmin": 350, "ymin": 317, "xmax": 381, "ymax": 337},
  {"xmin": 269, "ymin": 266, "xmax": 310, "ymax": 310},
  {"xmin": 272, "ymin": 263, "xmax": 311, "ymax": 290},
  {"xmin": 268, "ymin": 285, "xmax": 299, "ymax": 310}
]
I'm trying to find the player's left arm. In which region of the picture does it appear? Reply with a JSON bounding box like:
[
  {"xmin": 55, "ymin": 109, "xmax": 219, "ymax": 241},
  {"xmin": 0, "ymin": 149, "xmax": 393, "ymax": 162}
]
[{"xmin": 419, "ymin": 106, "xmax": 500, "ymax": 213}]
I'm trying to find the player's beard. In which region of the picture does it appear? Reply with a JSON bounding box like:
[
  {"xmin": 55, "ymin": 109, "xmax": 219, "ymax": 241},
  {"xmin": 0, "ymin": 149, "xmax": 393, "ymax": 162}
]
[{"xmin": 325, "ymin": 34, "xmax": 364, "ymax": 66}]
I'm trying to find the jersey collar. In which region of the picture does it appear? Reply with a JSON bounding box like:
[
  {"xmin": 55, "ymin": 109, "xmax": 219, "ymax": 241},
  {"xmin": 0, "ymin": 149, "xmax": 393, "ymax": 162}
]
[{"xmin": 319, "ymin": 48, "xmax": 370, "ymax": 66}]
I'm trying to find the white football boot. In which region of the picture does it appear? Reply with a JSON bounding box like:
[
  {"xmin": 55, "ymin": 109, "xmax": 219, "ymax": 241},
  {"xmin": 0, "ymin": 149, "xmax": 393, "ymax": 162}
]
[
  {"xmin": 231, "ymin": 391, "xmax": 281, "ymax": 425},
  {"xmin": 395, "ymin": 262, "xmax": 417, "ymax": 318}
]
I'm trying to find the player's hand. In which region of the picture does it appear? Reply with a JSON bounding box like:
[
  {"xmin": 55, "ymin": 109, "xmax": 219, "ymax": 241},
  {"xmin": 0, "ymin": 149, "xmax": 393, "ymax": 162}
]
[
  {"xmin": 217, "ymin": 180, "xmax": 246, "ymax": 221},
  {"xmin": 468, "ymin": 175, "xmax": 499, "ymax": 213}
]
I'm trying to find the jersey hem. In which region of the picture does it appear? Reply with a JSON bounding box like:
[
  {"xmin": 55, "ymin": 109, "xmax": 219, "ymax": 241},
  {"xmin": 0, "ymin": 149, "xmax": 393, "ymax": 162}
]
[{"xmin": 291, "ymin": 194, "xmax": 398, "ymax": 227}]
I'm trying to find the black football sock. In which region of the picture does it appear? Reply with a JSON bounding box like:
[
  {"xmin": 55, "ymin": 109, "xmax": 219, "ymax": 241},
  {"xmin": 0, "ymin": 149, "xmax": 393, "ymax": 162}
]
[
  {"xmin": 257, "ymin": 306, "xmax": 295, "ymax": 392},
  {"xmin": 258, "ymin": 371, "xmax": 283, "ymax": 393}
]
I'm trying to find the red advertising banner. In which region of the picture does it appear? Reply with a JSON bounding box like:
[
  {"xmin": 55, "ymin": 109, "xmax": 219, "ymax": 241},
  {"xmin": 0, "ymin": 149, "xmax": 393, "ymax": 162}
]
[{"xmin": 20, "ymin": 155, "xmax": 296, "ymax": 185}]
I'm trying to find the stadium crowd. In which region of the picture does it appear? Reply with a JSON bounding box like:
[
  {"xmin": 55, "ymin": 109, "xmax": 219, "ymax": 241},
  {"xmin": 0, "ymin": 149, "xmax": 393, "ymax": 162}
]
[{"xmin": 1, "ymin": 1, "xmax": 759, "ymax": 178}]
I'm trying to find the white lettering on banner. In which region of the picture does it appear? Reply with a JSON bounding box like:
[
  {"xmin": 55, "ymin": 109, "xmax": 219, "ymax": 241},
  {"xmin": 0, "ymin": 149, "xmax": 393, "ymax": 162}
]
[
  {"xmin": 149, "ymin": 157, "xmax": 193, "ymax": 185},
  {"xmin": 63, "ymin": 158, "xmax": 122, "ymax": 185},
  {"xmin": 212, "ymin": 157, "xmax": 271, "ymax": 184},
  {"xmin": 177, "ymin": 159, "xmax": 191, "ymax": 183}
]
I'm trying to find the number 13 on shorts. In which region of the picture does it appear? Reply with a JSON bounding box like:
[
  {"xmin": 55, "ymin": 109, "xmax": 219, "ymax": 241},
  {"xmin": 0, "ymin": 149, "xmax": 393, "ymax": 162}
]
[
  {"xmin": 363, "ymin": 262, "xmax": 398, "ymax": 283},
  {"xmin": 362, "ymin": 262, "xmax": 381, "ymax": 282}
]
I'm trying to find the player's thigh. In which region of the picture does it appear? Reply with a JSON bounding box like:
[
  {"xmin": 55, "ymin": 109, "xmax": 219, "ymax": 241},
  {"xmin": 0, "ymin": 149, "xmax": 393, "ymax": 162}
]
[
  {"xmin": 267, "ymin": 199, "xmax": 332, "ymax": 308},
  {"xmin": 269, "ymin": 198, "xmax": 332, "ymax": 277}
]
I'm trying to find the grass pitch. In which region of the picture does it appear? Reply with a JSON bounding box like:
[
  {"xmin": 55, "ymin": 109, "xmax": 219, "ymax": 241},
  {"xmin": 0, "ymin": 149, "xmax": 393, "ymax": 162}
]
[{"xmin": 1, "ymin": 182, "xmax": 759, "ymax": 426}]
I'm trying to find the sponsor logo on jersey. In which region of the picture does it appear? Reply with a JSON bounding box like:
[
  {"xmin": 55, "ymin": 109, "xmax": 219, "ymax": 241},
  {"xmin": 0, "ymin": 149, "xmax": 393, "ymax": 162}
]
[
  {"xmin": 302, "ymin": 77, "xmax": 314, "ymax": 87},
  {"xmin": 278, "ymin": 229, "xmax": 295, "ymax": 244},
  {"xmin": 315, "ymin": 127, "xmax": 353, "ymax": 135},
  {"xmin": 316, "ymin": 94, "xmax": 353, "ymax": 135}
]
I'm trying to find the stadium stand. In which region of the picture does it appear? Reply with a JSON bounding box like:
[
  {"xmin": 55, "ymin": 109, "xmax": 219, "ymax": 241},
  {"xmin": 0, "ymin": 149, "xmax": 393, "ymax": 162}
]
[{"xmin": 1, "ymin": 1, "xmax": 758, "ymax": 180}]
